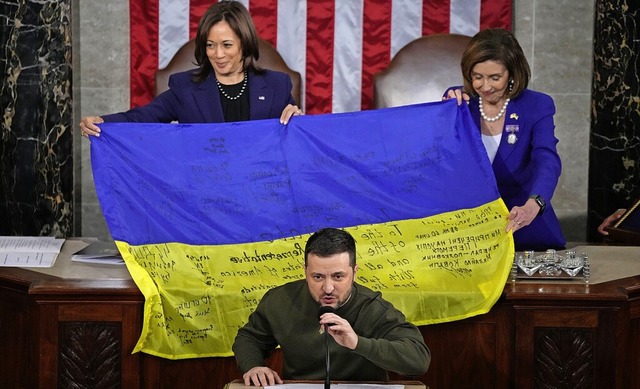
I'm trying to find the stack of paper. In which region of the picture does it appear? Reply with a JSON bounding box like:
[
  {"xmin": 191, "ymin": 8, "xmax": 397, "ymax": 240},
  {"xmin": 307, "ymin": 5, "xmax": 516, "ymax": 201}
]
[
  {"xmin": 0, "ymin": 236, "xmax": 65, "ymax": 267},
  {"xmin": 71, "ymin": 241, "xmax": 124, "ymax": 265}
]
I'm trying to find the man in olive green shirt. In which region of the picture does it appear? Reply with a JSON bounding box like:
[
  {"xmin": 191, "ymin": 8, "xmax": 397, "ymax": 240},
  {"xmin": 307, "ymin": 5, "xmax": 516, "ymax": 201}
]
[{"xmin": 233, "ymin": 228, "xmax": 431, "ymax": 387}]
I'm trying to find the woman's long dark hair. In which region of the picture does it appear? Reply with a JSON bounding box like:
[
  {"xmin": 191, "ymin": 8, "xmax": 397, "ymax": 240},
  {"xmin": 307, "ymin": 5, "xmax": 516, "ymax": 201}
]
[{"xmin": 192, "ymin": 1, "xmax": 262, "ymax": 83}]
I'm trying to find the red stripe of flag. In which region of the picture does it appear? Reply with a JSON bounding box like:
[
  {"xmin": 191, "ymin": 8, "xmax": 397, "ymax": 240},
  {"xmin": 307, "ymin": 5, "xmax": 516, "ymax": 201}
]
[
  {"xmin": 480, "ymin": 0, "xmax": 512, "ymax": 30},
  {"xmin": 361, "ymin": 1, "xmax": 392, "ymax": 110},
  {"xmin": 305, "ymin": 1, "xmax": 335, "ymax": 114},
  {"xmin": 249, "ymin": 0, "xmax": 278, "ymax": 46},
  {"xmin": 189, "ymin": 0, "xmax": 217, "ymax": 39},
  {"xmin": 422, "ymin": 0, "xmax": 451, "ymax": 35},
  {"xmin": 130, "ymin": 0, "xmax": 159, "ymax": 108}
]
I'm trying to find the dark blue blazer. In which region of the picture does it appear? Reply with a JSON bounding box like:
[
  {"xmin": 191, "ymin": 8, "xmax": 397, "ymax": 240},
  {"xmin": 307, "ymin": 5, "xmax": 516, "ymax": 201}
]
[
  {"xmin": 466, "ymin": 89, "xmax": 566, "ymax": 250},
  {"xmin": 103, "ymin": 69, "xmax": 296, "ymax": 123}
]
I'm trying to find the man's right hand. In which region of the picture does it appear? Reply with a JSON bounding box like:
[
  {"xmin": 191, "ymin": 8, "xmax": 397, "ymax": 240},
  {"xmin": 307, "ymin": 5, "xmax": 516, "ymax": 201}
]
[
  {"xmin": 598, "ymin": 209, "xmax": 627, "ymax": 235},
  {"xmin": 243, "ymin": 366, "xmax": 283, "ymax": 387}
]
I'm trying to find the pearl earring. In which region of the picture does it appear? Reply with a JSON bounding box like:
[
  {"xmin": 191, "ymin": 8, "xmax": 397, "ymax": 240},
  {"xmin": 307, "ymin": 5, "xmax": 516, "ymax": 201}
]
[{"xmin": 508, "ymin": 79, "xmax": 514, "ymax": 92}]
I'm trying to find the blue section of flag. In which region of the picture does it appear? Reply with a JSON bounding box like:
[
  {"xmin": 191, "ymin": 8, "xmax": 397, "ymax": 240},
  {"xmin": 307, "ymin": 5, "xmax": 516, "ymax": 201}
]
[{"xmin": 91, "ymin": 100, "xmax": 498, "ymax": 245}]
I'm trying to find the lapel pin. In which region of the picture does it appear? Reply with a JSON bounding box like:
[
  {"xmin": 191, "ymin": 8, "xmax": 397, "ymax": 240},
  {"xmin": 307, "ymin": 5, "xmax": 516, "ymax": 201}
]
[{"xmin": 505, "ymin": 124, "xmax": 519, "ymax": 145}]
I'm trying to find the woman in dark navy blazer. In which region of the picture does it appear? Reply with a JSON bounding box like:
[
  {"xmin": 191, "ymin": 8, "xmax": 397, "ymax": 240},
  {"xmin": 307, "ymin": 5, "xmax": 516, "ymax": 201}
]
[
  {"xmin": 445, "ymin": 28, "xmax": 565, "ymax": 251},
  {"xmin": 79, "ymin": 1, "xmax": 301, "ymax": 136}
]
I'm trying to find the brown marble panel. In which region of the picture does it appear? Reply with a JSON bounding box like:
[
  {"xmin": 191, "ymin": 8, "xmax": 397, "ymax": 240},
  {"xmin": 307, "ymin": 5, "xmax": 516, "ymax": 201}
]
[
  {"xmin": 588, "ymin": 0, "xmax": 640, "ymax": 241},
  {"xmin": 0, "ymin": 0, "xmax": 73, "ymax": 236}
]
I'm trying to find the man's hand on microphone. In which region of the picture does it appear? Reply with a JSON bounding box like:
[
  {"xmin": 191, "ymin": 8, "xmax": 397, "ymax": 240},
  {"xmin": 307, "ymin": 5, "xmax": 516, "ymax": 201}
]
[
  {"xmin": 319, "ymin": 312, "xmax": 359, "ymax": 350},
  {"xmin": 243, "ymin": 366, "xmax": 283, "ymax": 387}
]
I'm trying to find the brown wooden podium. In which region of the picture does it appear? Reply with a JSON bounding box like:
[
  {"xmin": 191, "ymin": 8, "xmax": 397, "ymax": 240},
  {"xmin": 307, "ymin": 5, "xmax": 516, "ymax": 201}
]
[{"xmin": 1, "ymin": 240, "xmax": 640, "ymax": 388}]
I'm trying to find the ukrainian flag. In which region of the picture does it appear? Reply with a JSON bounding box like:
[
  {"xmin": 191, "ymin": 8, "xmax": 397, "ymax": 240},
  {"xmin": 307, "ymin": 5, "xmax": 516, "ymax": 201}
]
[{"xmin": 91, "ymin": 100, "xmax": 513, "ymax": 359}]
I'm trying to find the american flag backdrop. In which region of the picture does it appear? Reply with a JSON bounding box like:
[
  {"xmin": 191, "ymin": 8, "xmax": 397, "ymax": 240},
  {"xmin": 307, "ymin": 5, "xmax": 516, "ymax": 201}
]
[{"xmin": 130, "ymin": 0, "xmax": 512, "ymax": 114}]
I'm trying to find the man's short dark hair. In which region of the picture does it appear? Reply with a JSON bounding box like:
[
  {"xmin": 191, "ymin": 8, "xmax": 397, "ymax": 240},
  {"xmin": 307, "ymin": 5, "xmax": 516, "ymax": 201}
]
[{"xmin": 304, "ymin": 228, "xmax": 356, "ymax": 268}]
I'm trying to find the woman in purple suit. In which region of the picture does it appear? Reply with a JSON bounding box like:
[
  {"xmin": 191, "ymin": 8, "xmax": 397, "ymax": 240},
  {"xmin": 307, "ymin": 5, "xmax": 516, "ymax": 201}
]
[
  {"xmin": 79, "ymin": 1, "xmax": 301, "ymax": 136},
  {"xmin": 445, "ymin": 28, "xmax": 565, "ymax": 251}
]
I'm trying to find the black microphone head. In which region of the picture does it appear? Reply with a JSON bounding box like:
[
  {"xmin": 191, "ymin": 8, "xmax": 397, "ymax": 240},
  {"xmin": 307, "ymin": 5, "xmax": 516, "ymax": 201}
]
[{"xmin": 317, "ymin": 305, "xmax": 336, "ymax": 321}]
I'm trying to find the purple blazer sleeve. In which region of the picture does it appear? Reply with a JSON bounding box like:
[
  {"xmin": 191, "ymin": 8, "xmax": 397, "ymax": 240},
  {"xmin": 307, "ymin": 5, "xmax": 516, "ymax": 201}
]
[{"xmin": 102, "ymin": 69, "xmax": 295, "ymax": 123}]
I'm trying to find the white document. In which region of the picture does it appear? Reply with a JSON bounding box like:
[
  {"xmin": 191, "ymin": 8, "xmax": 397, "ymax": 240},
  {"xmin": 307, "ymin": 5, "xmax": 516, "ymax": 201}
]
[
  {"xmin": 0, "ymin": 236, "xmax": 65, "ymax": 267},
  {"xmin": 266, "ymin": 384, "xmax": 404, "ymax": 389}
]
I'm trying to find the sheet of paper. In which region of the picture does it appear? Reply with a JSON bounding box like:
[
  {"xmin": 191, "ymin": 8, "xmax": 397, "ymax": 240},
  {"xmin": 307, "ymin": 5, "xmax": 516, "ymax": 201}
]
[
  {"xmin": 265, "ymin": 384, "xmax": 404, "ymax": 389},
  {"xmin": 0, "ymin": 251, "xmax": 59, "ymax": 267},
  {"xmin": 0, "ymin": 236, "xmax": 65, "ymax": 267}
]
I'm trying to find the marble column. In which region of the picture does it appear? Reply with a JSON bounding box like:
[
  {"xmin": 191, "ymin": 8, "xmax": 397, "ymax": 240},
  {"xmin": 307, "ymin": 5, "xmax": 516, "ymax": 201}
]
[
  {"xmin": 0, "ymin": 0, "xmax": 73, "ymax": 236},
  {"xmin": 588, "ymin": 0, "xmax": 640, "ymax": 241}
]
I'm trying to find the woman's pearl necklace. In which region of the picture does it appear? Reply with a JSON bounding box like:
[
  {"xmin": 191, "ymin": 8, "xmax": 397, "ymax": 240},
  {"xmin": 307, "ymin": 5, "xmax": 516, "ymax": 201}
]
[
  {"xmin": 479, "ymin": 96, "xmax": 510, "ymax": 122},
  {"xmin": 216, "ymin": 71, "xmax": 247, "ymax": 100}
]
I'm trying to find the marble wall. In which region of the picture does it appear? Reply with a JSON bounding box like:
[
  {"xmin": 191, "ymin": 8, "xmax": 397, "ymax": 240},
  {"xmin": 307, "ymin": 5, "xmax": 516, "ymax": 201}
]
[
  {"xmin": 513, "ymin": 0, "xmax": 595, "ymax": 242},
  {"xmin": 0, "ymin": 0, "xmax": 73, "ymax": 236},
  {"xmin": 73, "ymin": 0, "xmax": 597, "ymax": 242},
  {"xmin": 587, "ymin": 0, "xmax": 640, "ymax": 241}
]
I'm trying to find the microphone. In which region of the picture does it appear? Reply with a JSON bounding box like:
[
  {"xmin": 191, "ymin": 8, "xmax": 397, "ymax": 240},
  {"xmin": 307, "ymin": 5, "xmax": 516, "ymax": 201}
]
[{"xmin": 317, "ymin": 306, "xmax": 336, "ymax": 389}]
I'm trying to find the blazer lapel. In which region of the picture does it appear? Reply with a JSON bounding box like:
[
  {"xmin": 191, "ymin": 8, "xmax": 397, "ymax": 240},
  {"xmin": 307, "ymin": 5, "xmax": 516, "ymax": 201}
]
[
  {"xmin": 496, "ymin": 98, "xmax": 521, "ymax": 161},
  {"xmin": 249, "ymin": 73, "xmax": 274, "ymax": 120},
  {"xmin": 194, "ymin": 75, "xmax": 224, "ymax": 122}
]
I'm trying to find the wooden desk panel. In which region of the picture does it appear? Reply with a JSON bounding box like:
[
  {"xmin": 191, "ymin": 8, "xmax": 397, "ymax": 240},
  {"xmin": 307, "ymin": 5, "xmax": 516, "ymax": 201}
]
[{"xmin": 1, "ymin": 242, "xmax": 639, "ymax": 388}]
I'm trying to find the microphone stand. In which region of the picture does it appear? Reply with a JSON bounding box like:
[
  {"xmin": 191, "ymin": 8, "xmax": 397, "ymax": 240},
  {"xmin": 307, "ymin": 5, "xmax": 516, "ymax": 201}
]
[
  {"xmin": 318, "ymin": 305, "xmax": 335, "ymax": 389},
  {"xmin": 324, "ymin": 323, "xmax": 330, "ymax": 389}
]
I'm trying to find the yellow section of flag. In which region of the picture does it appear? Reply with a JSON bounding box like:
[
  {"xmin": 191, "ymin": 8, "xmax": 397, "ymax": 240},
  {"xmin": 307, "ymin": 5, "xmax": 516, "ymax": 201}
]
[{"xmin": 118, "ymin": 198, "xmax": 513, "ymax": 359}]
